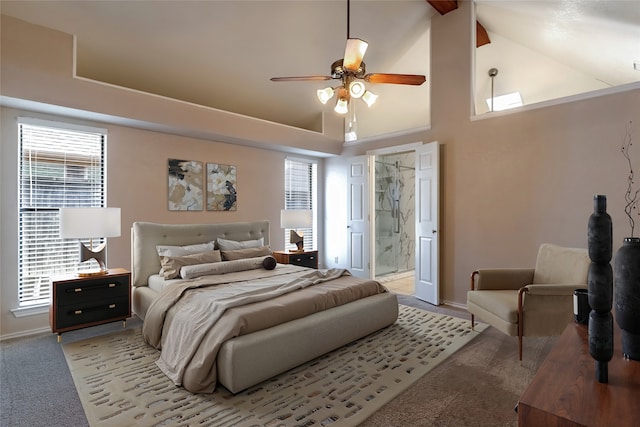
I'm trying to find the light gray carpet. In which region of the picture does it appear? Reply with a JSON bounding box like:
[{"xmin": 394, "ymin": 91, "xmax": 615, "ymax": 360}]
[
  {"xmin": 62, "ymin": 305, "xmax": 486, "ymax": 427},
  {"xmin": 364, "ymin": 296, "xmax": 556, "ymax": 427},
  {"xmin": 1, "ymin": 296, "xmax": 555, "ymax": 427}
]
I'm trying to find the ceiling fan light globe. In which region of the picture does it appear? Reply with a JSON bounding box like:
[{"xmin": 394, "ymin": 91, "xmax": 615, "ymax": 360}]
[
  {"xmin": 349, "ymin": 81, "xmax": 365, "ymax": 98},
  {"xmin": 334, "ymin": 98, "xmax": 349, "ymax": 114},
  {"xmin": 317, "ymin": 87, "xmax": 335, "ymax": 104},
  {"xmin": 362, "ymin": 90, "xmax": 378, "ymax": 107}
]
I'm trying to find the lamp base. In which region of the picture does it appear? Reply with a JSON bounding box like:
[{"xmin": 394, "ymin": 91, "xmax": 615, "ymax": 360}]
[
  {"xmin": 289, "ymin": 230, "xmax": 304, "ymax": 252},
  {"xmin": 78, "ymin": 242, "xmax": 110, "ymax": 276},
  {"xmin": 77, "ymin": 269, "xmax": 109, "ymax": 277}
]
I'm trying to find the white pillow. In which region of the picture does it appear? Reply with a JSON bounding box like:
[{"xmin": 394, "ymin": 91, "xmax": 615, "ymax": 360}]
[
  {"xmin": 216, "ymin": 237, "xmax": 264, "ymax": 251},
  {"xmin": 156, "ymin": 242, "xmax": 215, "ymax": 257}
]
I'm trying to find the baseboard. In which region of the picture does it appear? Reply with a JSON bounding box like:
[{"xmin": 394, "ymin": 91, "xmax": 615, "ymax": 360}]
[
  {"xmin": 442, "ymin": 299, "xmax": 467, "ymax": 310},
  {"xmin": 0, "ymin": 326, "xmax": 50, "ymax": 342}
]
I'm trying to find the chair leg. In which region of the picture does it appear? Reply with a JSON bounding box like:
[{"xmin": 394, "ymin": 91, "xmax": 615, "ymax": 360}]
[
  {"xmin": 517, "ymin": 287, "xmax": 527, "ymax": 362},
  {"xmin": 518, "ymin": 333, "xmax": 523, "ymax": 362},
  {"xmin": 471, "ymin": 314, "xmax": 475, "ymax": 330}
]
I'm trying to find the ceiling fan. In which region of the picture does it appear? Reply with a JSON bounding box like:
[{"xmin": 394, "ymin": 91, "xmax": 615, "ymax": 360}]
[{"xmin": 270, "ymin": 0, "xmax": 426, "ymax": 134}]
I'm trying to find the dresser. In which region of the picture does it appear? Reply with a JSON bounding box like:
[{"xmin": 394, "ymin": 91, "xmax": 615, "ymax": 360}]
[
  {"xmin": 518, "ymin": 318, "xmax": 640, "ymax": 426},
  {"xmin": 49, "ymin": 268, "xmax": 131, "ymax": 341},
  {"xmin": 272, "ymin": 250, "xmax": 318, "ymax": 269}
]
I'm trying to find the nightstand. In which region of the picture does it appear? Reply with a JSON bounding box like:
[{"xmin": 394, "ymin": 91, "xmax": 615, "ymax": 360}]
[
  {"xmin": 50, "ymin": 268, "xmax": 131, "ymax": 341},
  {"xmin": 272, "ymin": 250, "xmax": 318, "ymax": 269}
]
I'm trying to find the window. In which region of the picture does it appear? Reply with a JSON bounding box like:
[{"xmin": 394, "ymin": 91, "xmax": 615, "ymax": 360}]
[
  {"xmin": 18, "ymin": 118, "xmax": 106, "ymax": 307},
  {"xmin": 284, "ymin": 157, "xmax": 317, "ymax": 251}
]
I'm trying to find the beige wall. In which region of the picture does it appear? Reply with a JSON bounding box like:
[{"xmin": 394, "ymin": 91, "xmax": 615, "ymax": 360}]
[
  {"xmin": 1, "ymin": 107, "xmax": 324, "ymax": 337},
  {"xmin": 337, "ymin": 2, "xmax": 640, "ymax": 305},
  {"xmin": 0, "ymin": 15, "xmax": 330, "ymax": 338},
  {"xmin": 2, "ymin": 4, "xmax": 640, "ymax": 337}
]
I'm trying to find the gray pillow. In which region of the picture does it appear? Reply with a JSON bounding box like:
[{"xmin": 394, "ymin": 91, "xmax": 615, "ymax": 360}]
[
  {"xmin": 159, "ymin": 250, "xmax": 221, "ymax": 279},
  {"xmin": 221, "ymin": 246, "xmax": 272, "ymax": 261}
]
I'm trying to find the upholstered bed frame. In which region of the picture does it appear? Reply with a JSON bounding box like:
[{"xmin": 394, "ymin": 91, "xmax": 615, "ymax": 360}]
[{"xmin": 131, "ymin": 220, "xmax": 399, "ymax": 393}]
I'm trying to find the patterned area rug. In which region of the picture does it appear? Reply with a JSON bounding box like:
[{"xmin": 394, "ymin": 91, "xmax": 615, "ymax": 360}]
[{"xmin": 63, "ymin": 305, "xmax": 487, "ymax": 427}]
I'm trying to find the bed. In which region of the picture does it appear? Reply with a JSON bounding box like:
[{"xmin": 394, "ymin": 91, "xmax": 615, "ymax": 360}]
[{"xmin": 131, "ymin": 220, "xmax": 399, "ymax": 394}]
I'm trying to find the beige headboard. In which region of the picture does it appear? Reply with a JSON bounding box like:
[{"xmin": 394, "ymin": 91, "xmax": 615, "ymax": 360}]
[{"xmin": 131, "ymin": 220, "xmax": 270, "ymax": 287}]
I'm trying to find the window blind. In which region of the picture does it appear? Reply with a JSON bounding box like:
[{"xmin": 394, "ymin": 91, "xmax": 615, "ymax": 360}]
[
  {"xmin": 284, "ymin": 157, "xmax": 317, "ymax": 251},
  {"xmin": 18, "ymin": 119, "xmax": 106, "ymax": 307}
]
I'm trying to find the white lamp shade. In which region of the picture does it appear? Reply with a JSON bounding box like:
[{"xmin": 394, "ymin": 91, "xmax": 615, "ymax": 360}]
[
  {"xmin": 280, "ymin": 209, "xmax": 312, "ymax": 229},
  {"xmin": 60, "ymin": 207, "xmax": 121, "ymax": 238},
  {"xmin": 362, "ymin": 90, "xmax": 378, "ymax": 107},
  {"xmin": 317, "ymin": 87, "xmax": 335, "ymax": 104},
  {"xmin": 334, "ymin": 98, "xmax": 349, "ymax": 114}
]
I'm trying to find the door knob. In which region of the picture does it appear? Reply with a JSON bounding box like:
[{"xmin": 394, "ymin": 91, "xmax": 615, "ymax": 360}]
[{"xmin": 432, "ymin": 229, "xmax": 437, "ymax": 234}]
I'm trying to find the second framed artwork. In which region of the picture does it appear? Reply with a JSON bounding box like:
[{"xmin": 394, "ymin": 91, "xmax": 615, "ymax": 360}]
[
  {"xmin": 167, "ymin": 159, "xmax": 237, "ymax": 211},
  {"xmin": 206, "ymin": 162, "xmax": 237, "ymax": 211}
]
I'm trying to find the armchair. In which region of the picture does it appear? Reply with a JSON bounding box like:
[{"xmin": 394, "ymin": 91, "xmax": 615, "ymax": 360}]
[{"xmin": 467, "ymin": 243, "xmax": 590, "ymax": 360}]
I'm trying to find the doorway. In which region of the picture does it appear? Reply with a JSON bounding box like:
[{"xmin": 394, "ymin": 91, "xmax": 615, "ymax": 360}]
[
  {"xmin": 347, "ymin": 141, "xmax": 439, "ymax": 304},
  {"xmin": 374, "ymin": 151, "xmax": 416, "ymax": 280}
]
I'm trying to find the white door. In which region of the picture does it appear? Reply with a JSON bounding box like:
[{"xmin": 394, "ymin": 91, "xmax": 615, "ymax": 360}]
[
  {"xmin": 414, "ymin": 142, "xmax": 440, "ymax": 305},
  {"xmin": 347, "ymin": 156, "xmax": 371, "ymax": 279}
]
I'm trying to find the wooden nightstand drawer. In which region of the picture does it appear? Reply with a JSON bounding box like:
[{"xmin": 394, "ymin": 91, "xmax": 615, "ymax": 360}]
[
  {"xmin": 50, "ymin": 268, "xmax": 131, "ymax": 338},
  {"xmin": 55, "ymin": 277, "xmax": 129, "ymax": 305},
  {"xmin": 272, "ymin": 250, "xmax": 318, "ymax": 269},
  {"xmin": 54, "ymin": 296, "xmax": 130, "ymax": 330},
  {"xmin": 288, "ymin": 252, "xmax": 317, "ymax": 268}
]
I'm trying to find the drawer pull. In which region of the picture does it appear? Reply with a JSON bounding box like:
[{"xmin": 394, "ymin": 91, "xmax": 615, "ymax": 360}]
[
  {"xmin": 108, "ymin": 304, "xmax": 116, "ymax": 309},
  {"xmin": 74, "ymin": 288, "xmax": 82, "ymax": 293},
  {"xmin": 109, "ymin": 283, "xmax": 116, "ymax": 288},
  {"xmin": 309, "ymin": 256, "xmax": 315, "ymax": 260},
  {"xmin": 74, "ymin": 310, "xmax": 82, "ymax": 315}
]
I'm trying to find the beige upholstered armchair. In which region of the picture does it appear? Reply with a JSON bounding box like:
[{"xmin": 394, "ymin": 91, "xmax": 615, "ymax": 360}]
[{"xmin": 467, "ymin": 243, "xmax": 590, "ymax": 360}]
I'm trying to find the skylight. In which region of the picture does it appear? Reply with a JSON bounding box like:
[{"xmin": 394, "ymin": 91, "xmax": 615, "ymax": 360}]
[{"xmin": 486, "ymin": 92, "xmax": 523, "ymax": 112}]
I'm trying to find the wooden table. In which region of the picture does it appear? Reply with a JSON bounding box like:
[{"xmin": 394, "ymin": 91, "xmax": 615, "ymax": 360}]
[{"xmin": 518, "ymin": 319, "xmax": 640, "ymax": 426}]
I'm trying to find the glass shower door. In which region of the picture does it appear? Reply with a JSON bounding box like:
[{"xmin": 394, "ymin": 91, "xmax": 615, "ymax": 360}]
[{"xmin": 375, "ymin": 160, "xmax": 399, "ymax": 277}]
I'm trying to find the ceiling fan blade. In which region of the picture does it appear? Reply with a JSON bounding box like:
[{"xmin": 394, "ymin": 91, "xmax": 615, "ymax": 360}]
[
  {"xmin": 343, "ymin": 38, "xmax": 368, "ymax": 72},
  {"xmin": 364, "ymin": 73, "xmax": 426, "ymax": 86},
  {"xmin": 270, "ymin": 76, "xmax": 333, "ymax": 82}
]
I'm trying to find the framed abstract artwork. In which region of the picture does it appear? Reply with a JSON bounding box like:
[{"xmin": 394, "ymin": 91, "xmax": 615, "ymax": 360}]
[
  {"xmin": 168, "ymin": 159, "xmax": 203, "ymax": 211},
  {"xmin": 207, "ymin": 163, "xmax": 237, "ymax": 211}
]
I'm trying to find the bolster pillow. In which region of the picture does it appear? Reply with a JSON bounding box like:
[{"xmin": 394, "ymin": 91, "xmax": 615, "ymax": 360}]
[{"xmin": 180, "ymin": 255, "xmax": 273, "ymax": 279}]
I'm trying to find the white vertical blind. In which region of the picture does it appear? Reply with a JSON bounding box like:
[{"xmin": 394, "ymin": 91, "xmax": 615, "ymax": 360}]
[
  {"xmin": 18, "ymin": 119, "xmax": 106, "ymax": 307},
  {"xmin": 284, "ymin": 157, "xmax": 317, "ymax": 251}
]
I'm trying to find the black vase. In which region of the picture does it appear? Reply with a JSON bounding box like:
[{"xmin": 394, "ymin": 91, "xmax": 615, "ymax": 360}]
[
  {"xmin": 614, "ymin": 237, "xmax": 640, "ymax": 360},
  {"xmin": 588, "ymin": 311, "xmax": 614, "ymax": 381},
  {"xmin": 588, "ymin": 195, "xmax": 612, "ymax": 263},
  {"xmin": 587, "ymin": 195, "xmax": 613, "ymax": 383}
]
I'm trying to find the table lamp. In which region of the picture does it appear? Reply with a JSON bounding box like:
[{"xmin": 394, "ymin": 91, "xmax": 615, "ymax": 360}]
[
  {"xmin": 280, "ymin": 209, "xmax": 312, "ymax": 252},
  {"xmin": 60, "ymin": 207, "xmax": 121, "ymax": 276}
]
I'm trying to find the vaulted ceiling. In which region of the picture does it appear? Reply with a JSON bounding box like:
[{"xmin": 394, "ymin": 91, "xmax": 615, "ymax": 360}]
[{"xmin": 1, "ymin": 1, "xmax": 638, "ymax": 142}]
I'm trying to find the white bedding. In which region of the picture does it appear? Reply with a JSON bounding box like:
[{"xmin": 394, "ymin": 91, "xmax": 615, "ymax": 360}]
[
  {"xmin": 131, "ymin": 221, "xmax": 399, "ymax": 394},
  {"xmin": 142, "ymin": 265, "xmax": 383, "ymax": 392},
  {"xmin": 148, "ymin": 274, "xmax": 181, "ymax": 292}
]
